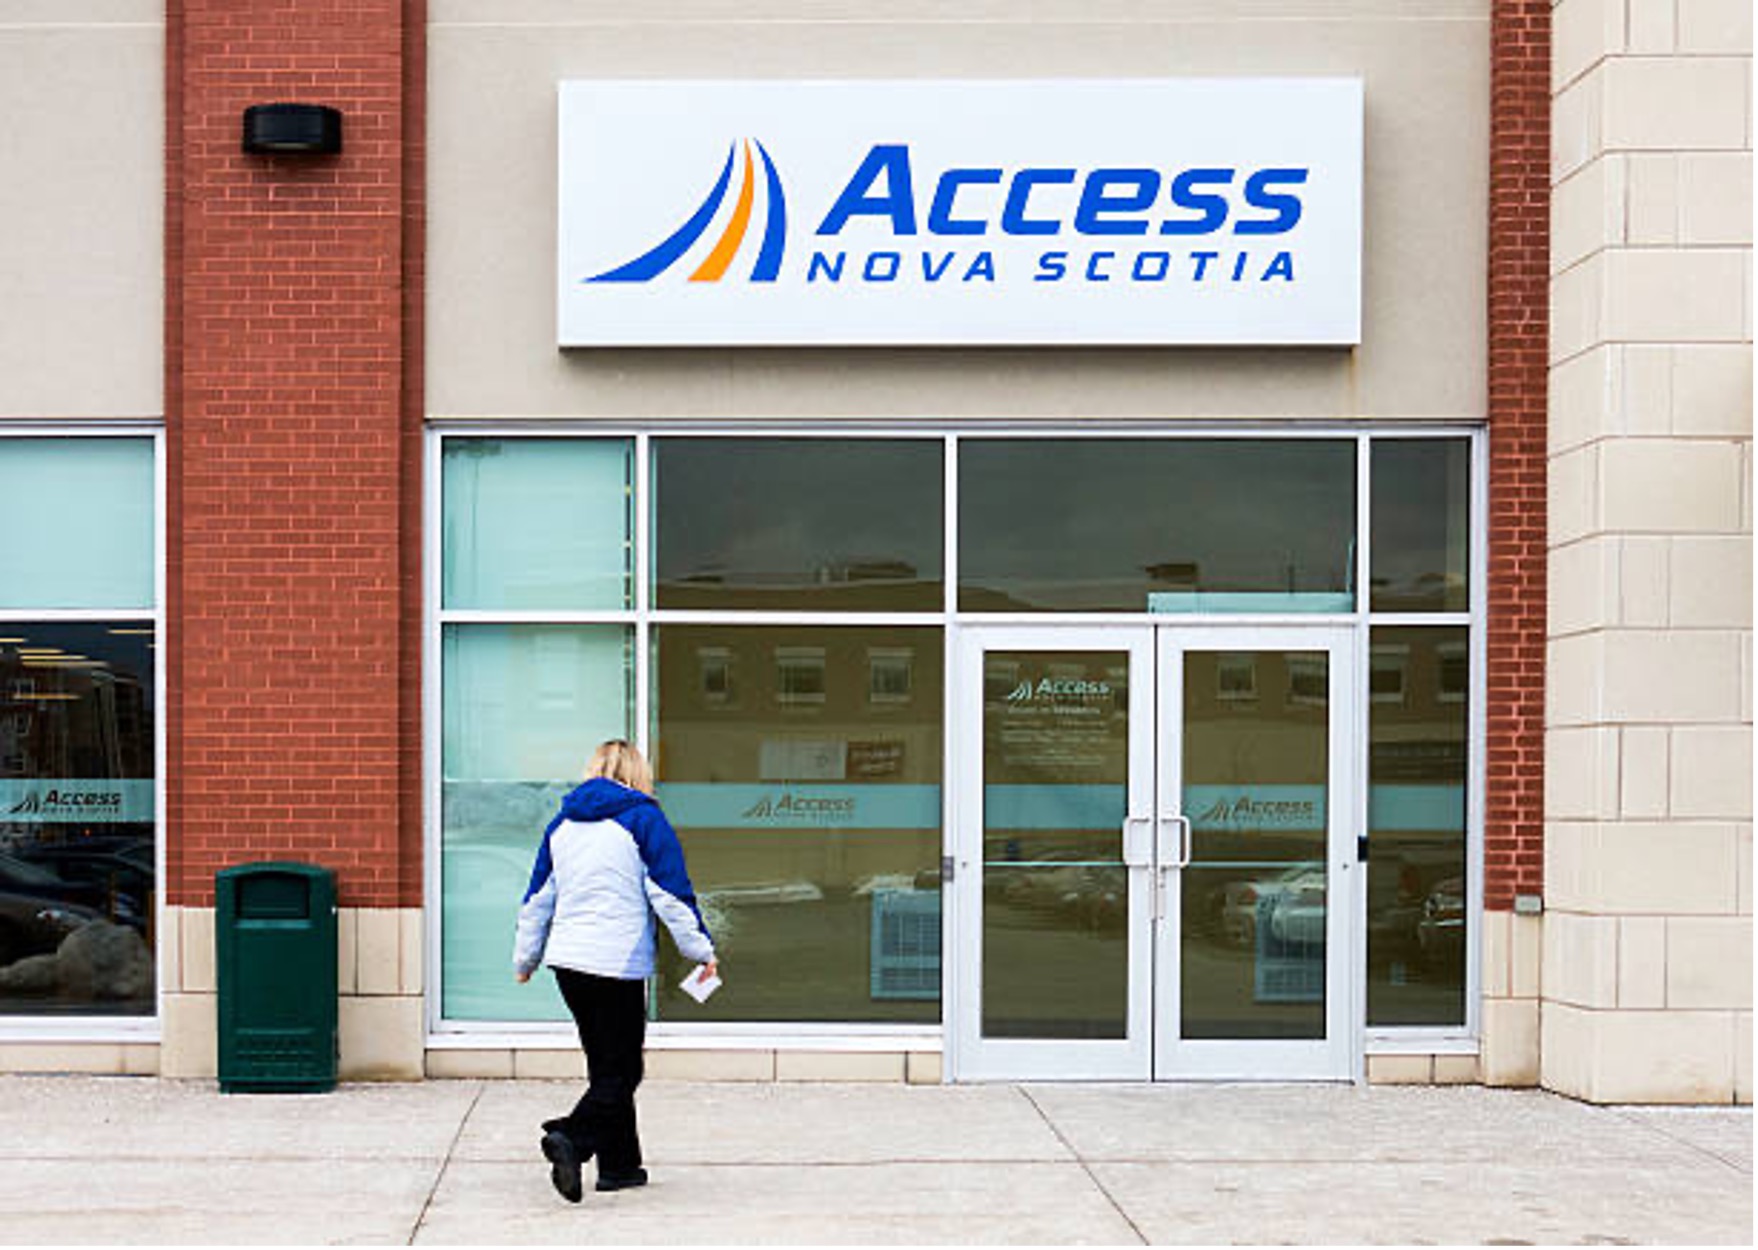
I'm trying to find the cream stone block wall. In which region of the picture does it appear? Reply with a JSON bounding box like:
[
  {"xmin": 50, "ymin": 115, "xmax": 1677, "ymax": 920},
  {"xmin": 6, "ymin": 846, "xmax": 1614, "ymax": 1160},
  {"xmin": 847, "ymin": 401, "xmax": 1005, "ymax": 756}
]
[
  {"xmin": 1546, "ymin": 0, "xmax": 1750, "ymax": 1104},
  {"xmin": 1482, "ymin": 997, "xmax": 1540, "ymax": 1087},
  {"xmin": 1543, "ymin": 1001, "xmax": 1740, "ymax": 1103},
  {"xmin": 906, "ymin": 1051, "xmax": 943, "ymax": 1085},
  {"xmin": 155, "ymin": 905, "xmax": 425, "ymax": 1082},
  {"xmin": 417, "ymin": 1046, "xmax": 940, "ymax": 1083},
  {"xmin": 426, "ymin": 1048, "xmax": 516, "ymax": 1079},
  {"xmin": 0, "ymin": 1043, "xmax": 158, "ymax": 1076},
  {"xmin": 775, "ymin": 1050, "xmax": 908, "ymax": 1083},
  {"xmin": 646, "ymin": 1049, "xmax": 776, "ymax": 1082},
  {"xmin": 1477, "ymin": 911, "xmax": 1540, "ymax": 1087},
  {"xmin": 1365, "ymin": 1054, "xmax": 1434, "ymax": 1084},
  {"xmin": 160, "ymin": 992, "xmax": 217, "ymax": 1079},
  {"xmin": 513, "ymin": 1049, "xmax": 586, "ymax": 1079}
]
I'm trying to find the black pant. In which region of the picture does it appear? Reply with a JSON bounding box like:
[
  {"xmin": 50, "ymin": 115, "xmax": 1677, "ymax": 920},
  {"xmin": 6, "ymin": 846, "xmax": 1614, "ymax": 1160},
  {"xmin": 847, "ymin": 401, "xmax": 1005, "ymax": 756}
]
[{"xmin": 549, "ymin": 968, "xmax": 647, "ymax": 1175}]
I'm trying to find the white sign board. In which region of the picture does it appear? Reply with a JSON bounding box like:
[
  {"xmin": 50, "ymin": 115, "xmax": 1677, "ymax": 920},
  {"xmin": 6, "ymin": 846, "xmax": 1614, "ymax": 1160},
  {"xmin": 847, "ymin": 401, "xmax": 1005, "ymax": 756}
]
[{"xmin": 558, "ymin": 79, "xmax": 1362, "ymax": 347}]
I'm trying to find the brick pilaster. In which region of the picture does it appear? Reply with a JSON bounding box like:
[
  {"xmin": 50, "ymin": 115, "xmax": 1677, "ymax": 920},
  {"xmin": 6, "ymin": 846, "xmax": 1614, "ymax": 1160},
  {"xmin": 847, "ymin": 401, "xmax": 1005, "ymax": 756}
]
[
  {"xmin": 1485, "ymin": 0, "xmax": 1551, "ymax": 910},
  {"xmin": 166, "ymin": 0, "xmax": 421, "ymax": 908}
]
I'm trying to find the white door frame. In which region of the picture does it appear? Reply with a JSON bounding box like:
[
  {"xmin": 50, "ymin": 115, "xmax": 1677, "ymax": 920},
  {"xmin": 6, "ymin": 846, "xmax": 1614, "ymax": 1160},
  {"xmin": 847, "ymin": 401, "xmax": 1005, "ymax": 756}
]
[
  {"xmin": 1153, "ymin": 624, "xmax": 1360, "ymax": 1081},
  {"xmin": 949, "ymin": 622, "xmax": 1361, "ymax": 1082},
  {"xmin": 950, "ymin": 625, "xmax": 1155, "ymax": 1080}
]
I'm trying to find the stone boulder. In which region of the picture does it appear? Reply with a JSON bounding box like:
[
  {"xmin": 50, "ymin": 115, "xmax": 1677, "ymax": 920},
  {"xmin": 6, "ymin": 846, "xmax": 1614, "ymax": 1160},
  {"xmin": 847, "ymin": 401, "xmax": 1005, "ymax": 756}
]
[{"xmin": 56, "ymin": 920, "xmax": 154, "ymax": 1000}]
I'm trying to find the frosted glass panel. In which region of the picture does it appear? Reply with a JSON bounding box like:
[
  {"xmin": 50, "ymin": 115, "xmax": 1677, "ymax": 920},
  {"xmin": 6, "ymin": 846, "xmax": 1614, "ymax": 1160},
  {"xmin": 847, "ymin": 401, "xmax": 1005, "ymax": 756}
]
[
  {"xmin": 442, "ymin": 438, "xmax": 632, "ymax": 610},
  {"xmin": 440, "ymin": 623, "xmax": 633, "ymax": 1022},
  {"xmin": 0, "ymin": 439, "xmax": 154, "ymax": 609}
]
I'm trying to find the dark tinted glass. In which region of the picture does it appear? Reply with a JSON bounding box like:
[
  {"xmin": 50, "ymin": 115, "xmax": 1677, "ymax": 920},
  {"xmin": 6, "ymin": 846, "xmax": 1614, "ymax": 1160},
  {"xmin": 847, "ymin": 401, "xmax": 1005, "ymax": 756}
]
[
  {"xmin": 1365, "ymin": 626, "xmax": 1468, "ymax": 1027},
  {"xmin": 1181, "ymin": 651, "xmax": 1329, "ymax": 1041},
  {"xmin": 960, "ymin": 440, "xmax": 1356, "ymax": 612},
  {"xmin": 0, "ymin": 623, "xmax": 155, "ymax": 1017},
  {"xmin": 654, "ymin": 439, "xmax": 943, "ymax": 610},
  {"xmin": 981, "ymin": 650, "xmax": 1129, "ymax": 1040},
  {"xmin": 1371, "ymin": 440, "xmax": 1470, "ymax": 612},
  {"xmin": 652, "ymin": 625, "xmax": 942, "ymax": 1023}
]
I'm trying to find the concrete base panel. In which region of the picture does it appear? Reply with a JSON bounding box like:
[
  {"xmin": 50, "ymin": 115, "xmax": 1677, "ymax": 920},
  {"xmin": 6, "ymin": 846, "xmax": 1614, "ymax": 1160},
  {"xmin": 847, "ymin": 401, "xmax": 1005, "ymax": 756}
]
[
  {"xmin": 338, "ymin": 995, "xmax": 424, "ymax": 1082},
  {"xmin": 0, "ymin": 1042, "xmax": 157, "ymax": 1076},
  {"xmin": 1481, "ymin": 997, "xmax": 1540, "ymax": 1086}
]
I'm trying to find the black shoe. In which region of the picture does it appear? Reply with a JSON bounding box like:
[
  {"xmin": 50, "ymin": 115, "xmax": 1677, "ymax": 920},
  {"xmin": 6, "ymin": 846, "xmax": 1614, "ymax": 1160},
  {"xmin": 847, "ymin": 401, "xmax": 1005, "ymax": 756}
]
[
  {"xmin": 595, "ymin": 1167, "xmax": 648, "ymax": 1192},
  {"xmin": 540, "ymin": 1130, "xmax": 584, "ymax": 1203}
]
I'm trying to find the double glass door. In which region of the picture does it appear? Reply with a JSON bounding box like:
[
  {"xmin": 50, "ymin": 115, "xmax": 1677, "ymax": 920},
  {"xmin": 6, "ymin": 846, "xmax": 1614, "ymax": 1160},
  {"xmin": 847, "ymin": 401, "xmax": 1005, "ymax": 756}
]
[{"xmin": 951, "ymin": 625, "xmax": 1358, "ymax": 1081}]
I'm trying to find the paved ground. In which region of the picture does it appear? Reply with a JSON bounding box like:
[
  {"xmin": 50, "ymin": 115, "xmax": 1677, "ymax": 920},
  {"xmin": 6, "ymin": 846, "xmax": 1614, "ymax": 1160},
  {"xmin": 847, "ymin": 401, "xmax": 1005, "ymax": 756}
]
[{"xmin": 0, "ymin": 1076, "xmax": 1749, "ymax": 1244}]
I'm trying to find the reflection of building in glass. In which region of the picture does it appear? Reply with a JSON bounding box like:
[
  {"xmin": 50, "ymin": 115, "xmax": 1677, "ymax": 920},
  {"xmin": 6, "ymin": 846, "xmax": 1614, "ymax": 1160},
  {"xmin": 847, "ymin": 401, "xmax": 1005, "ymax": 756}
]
[
  {"xmin": 652, "ymin": 626, "xmax": 943, "ymax": 1025},
  {"xmin": 0, "ymin": 628, "xmax": 156, "ymax": 1018},
  {"xmin": 0, "ymin": 651, "xmax": 151, "ymax": 783}
]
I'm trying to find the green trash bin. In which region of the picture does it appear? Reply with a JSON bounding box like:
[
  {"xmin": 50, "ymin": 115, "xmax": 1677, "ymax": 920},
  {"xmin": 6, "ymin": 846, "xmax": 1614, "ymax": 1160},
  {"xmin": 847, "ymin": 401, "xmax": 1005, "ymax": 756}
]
[{"xmin": 216, "ymin": 862, "xmax": 338, "ymax": 1093}]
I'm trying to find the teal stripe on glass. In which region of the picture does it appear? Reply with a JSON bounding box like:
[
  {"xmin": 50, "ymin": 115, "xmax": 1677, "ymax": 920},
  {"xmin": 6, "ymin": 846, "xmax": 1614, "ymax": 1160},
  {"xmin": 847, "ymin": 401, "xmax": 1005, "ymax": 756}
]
[
  {"xmin": 1368, "ymin": 784, "xmax": 1466, "ymax": 832},
  {"xmin": 983, "ymin": 784, "xmax": 1125, "ymax": 830},
  {"xmin": 1149, "ymin": 591, "xmax": 1354, "ymax": 614},
  {"xmin": 0, "ymin": 438, "xmax": 154, "ymax": 609},
  {"xmin": 658, "ymin": 783, "xmax": 942, "ymax": 831}
]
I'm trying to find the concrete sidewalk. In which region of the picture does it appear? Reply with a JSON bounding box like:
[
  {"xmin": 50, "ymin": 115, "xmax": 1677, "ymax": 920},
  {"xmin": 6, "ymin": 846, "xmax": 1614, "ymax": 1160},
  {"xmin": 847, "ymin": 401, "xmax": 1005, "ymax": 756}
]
[{"xmin": 0, "ymin": 1076, "xmax": 1749, "ymax": 1245}]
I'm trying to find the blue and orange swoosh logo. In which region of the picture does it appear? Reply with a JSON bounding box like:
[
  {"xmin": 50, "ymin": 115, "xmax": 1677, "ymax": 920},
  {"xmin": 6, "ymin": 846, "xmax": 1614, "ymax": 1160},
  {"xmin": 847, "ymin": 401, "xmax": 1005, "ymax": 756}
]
[{"xmin": 587, "ymin": 138, "xmax": 787, "ymax": 283}]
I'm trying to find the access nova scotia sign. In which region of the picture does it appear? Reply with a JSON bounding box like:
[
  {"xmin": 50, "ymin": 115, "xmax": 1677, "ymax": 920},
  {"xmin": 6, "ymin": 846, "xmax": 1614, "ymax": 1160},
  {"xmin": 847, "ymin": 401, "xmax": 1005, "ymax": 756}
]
[{"xmin": 558, "ymin": 79, "xmax": 1362, "ymax": 347}]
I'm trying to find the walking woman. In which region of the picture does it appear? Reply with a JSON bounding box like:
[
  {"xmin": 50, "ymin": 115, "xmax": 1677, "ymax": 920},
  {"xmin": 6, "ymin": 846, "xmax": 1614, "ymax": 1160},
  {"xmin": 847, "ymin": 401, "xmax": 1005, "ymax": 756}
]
[{"xmin": 513, "ymin": 739, "xmax": 718, "ymax": 1202}]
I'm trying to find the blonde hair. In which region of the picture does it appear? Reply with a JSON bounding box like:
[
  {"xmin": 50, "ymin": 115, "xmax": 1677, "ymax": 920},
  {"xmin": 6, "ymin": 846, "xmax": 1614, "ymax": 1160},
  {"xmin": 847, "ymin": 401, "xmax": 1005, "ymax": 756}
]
[{"xmin": 585, "ymin": 738, "xmax": 654, "ymax": 795}]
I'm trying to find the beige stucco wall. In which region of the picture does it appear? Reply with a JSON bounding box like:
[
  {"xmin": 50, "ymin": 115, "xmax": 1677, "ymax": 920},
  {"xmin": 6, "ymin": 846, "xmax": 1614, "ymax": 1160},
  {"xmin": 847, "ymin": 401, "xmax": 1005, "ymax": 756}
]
[
  {"xmin": 1545, "ymin": 0, "xmax": 1753, "ymax": 1104},
  {"xmin": 0, "ymin": 0, "xmax": 162, "ymax": 418},
  {"xmin": 427, "ymin": 0, "xmax": 1490, "ymax": 420}
]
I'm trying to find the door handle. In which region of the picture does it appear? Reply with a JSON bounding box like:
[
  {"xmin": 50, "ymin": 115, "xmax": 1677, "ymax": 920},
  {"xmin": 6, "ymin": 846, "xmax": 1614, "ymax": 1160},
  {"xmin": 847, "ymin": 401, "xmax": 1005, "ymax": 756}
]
[
  {"xmin": 1168, "ymin": 813, "xmax": 1193, "ymax": 869},
  {"xmin": 1121, "ymin": 814, "xmax": 1153, "ymax": 868}
]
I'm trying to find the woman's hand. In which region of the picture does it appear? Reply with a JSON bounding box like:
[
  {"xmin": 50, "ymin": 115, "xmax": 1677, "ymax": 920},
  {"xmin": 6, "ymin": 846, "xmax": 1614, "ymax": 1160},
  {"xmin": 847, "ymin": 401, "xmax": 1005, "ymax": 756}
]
[
  {"xmin": 514, "ymin": 970, "xmax": 530, "ymax": 984},
  {"xmin": 703, "ymin": 959, "xmax": 719, "ymax": 981}
]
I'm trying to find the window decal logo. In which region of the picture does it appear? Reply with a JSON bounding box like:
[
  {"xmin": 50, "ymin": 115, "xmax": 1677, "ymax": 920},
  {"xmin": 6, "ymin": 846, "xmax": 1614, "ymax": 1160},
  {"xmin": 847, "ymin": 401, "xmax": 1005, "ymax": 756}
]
[{"xmin": 587, "ymin": 138, "xmax": 787, "ymax": 284}]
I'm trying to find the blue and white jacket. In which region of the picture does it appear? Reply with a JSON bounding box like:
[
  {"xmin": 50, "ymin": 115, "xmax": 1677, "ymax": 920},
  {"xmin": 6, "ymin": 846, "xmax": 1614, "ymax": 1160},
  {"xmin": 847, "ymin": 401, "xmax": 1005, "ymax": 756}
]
[{"xmin": 513, "ymin": 778, "xmax": 716, "ymax": 981}]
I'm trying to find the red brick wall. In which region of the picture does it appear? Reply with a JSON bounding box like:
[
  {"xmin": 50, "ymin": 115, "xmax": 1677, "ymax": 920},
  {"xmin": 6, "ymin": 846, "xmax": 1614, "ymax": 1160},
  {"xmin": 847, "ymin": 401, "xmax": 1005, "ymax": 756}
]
[
  {"xmin": 1484, "ymin": 0, "xmax": 1550, "ymax": 910},
  {"xmin": 165, "ymin": 0, "xmax": 423, "ymax": 907}
]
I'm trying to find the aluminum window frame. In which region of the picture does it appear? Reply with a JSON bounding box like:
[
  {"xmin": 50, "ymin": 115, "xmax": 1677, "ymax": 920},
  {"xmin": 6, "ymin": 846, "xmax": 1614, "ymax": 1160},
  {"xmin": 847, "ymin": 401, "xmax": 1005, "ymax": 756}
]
[
  {"xmin": 425, "ymin": 423, "xmax": 1486, "ymax": 1058},
  {"xmin": 0, "ymin": 424, "xmax": 165, "ymax": 1044}
]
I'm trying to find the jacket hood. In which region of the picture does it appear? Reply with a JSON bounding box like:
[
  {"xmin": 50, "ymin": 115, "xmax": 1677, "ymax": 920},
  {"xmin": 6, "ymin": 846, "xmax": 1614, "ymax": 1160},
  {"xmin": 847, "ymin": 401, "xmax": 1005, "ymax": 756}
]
[{"xmin": 555, "ymin": 776, "xmax": 655, "ymax": 825}]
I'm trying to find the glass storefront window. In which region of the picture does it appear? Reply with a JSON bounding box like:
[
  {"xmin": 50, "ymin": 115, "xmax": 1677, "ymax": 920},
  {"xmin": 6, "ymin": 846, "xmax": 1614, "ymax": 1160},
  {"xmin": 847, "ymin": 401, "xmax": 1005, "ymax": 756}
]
[
  {"xmin": 653, "ymin": 439, "xmax": 944, "ymax": 610},
  {"xmin": 653, "ymin": 625, "xmax": 942, "ymax": 1023},
  {"xmin": 442, "ymin": 438, "xmax": 633, "ymax": 610},
  {"xmin": 960, "ymin": 439, "xmax": 1356, "ymax": 613},
  {"xmin": 0, "ymin": 438, "xmax": 154, "ymax": 610},
  {"xmin": 1370, "ymin": 439, "xmax": 1470, "ymax": 612},
  {"xmin": 1365, "ymin": 626, "xmax": 1468, "ymax": 1027},
  {"xmin": 440, "ymin": 624, "xmax": 632, "ymax": 1022},
  {"xmin": 0, "ymin": 623, "xmax": 156, "ymax": 1017},
  {"xmin": 433, "ymin": 430, "xmax": 1478, "ymax": 1047}
]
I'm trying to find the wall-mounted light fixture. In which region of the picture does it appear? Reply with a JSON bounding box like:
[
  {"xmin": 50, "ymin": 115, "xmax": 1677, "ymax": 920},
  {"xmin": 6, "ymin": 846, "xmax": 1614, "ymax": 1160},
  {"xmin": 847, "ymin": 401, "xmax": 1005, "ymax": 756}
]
[{"xmin": 241, "ymin": 103, "xmax": 343, "ymax": 156}]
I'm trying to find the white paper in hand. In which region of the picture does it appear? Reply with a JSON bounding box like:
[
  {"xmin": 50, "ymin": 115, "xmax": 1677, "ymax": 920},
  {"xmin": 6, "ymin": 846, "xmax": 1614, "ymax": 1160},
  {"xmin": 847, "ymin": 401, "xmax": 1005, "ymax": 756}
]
[{"xmin": 680, "ymin": 965, "xmax": 722, "ymax": 1004}]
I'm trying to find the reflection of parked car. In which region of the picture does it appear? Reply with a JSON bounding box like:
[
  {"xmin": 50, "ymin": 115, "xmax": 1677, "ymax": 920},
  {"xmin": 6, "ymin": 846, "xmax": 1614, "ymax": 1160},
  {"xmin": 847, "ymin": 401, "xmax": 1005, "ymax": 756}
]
[
  {"xmin": 996, "ymin": 865, "xmax": 1124, "ymax": 932},
  {"xmin": 0, "ymin": 889, "xmax": 102, "ymax": 968},
  {"xmin": 17, "ymin": 842, "xmax": 153, "ymax": 934},
  {"xmin": 1221, "ymin": 866, "xmax": 1326, "ymax": 947},
  {"xmin": 1264, "ymin": 870, "xmax": 1327, "ymax": 946},
  {"xmin": 1416, "ymin": 876, "xmax": 1465, "ymax": 969},
  {"xmin": 0, "ymin": 848, "xmax": 147, "ymax": 935}
]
